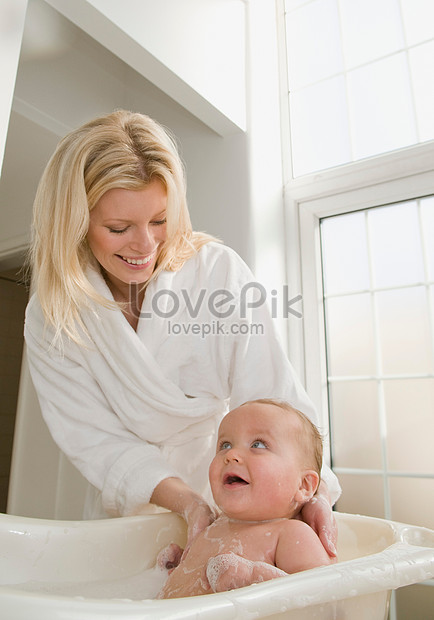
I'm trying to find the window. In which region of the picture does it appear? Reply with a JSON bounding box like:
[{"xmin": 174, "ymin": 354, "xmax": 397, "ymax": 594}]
[
  {"xmin": 321, "ymin": 198, "xmax": 434, "ymax": 529},
  {"xmin": 284, "ymin": 0, "xmax": 434, "ymax": 177},
  {"xmin": 280, "ymin": 1, "xmax": 434, "ymax": 617}
]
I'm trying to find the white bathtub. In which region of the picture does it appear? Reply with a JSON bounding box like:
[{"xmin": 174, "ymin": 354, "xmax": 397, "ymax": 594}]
[{"xmin": 0, "ymin": 511, "xmax": 433, "ymax": 619}]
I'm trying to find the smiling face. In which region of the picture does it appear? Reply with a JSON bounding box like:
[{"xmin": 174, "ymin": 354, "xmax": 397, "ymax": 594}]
[
  {"xmin": 209, "ymin": 402, "xmax": 319, "ymax": 521},
  {"xmin": 87, "ymin": 179, "xmax": 167, "ymax": 298}
]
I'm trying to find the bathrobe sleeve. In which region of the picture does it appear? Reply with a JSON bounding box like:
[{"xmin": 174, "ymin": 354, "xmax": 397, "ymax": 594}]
[{"xmin": 24, "ymin": 299, "xmax": 180, "ymax": 516}]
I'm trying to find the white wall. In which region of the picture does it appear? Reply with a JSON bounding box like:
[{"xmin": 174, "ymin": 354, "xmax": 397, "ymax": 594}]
[
  {"xmin": 244, "ymin": 0, "xmax": 288, "ymax": 342},
  {"xmin": 45, "ymin": 0, "xmax": 246, "ymax": 135},
  {"xmin": 0, "ymin": 0, "xmax": 28, "ymax": 175}
]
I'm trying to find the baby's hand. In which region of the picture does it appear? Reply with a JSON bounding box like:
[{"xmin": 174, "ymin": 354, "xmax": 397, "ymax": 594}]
[
  {"xmin": 156, "ymin": 543, "xmax": 183, "ymax": 573},
  {"xmin": 206, "ymin": 553, "xmax": 286, "ymax": 593}
]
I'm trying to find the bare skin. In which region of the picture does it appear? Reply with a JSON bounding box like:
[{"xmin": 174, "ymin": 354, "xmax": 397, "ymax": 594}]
[
  {"xmin": 158, "ymin": 403, "xmax": 336, "ymax": 599},
  {"xmin": 158, "ymin": 513, "xmax": 332, "ymax": 598}
]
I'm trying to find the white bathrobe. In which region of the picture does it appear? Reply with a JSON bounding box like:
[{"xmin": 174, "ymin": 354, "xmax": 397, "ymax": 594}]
[{"xmin": 24, "ymin": 242, "xmax": 340, "ymax": 517}]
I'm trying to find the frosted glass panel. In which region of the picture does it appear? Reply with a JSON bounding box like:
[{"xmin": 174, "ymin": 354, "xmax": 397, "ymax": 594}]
[
  {"xmin": 329, "ymin": 380, "xmax": 381, "ymax": 469},
  {"xmin": 339, "ymin": 0, "xmax": 404, "ymax": 69},
  {"xmin": 290, "ymin": 76, "xmax": 351, "ymax": 177},
  {"xmin": 390, "ymin": 477, "xmax": 434, "ymax": 529},
  {"xmin": 284, "ymin": 0, "xmax": 310, "ymax": 10},
  {"xmin": 396, "ymin": 584, "xmax": 434, "ymax": 620},
  {"xmin": 321, "ymin": 211, "xmax": 370, "ymax": 295},
  {"xmin": 409, "ymin": 41, "xmax": 434, "ymax": 142},
  {"xmin": 335, "ymin": 474, "xmax": 384, "ymax": 519},
  {"xmin": 384, "ymin": 379, "xmax": 434, "ymax": 473},
  {"xmin": 376, "ymin": 287, "xmax": 432, "ymax": 375},
  {"xmin": 284, "ymin": 0, "xmax": 434, "ymax": 176},
  {"xmin": 347, "ymin": 53, "xmax": 417, "ymax": 161},
  {"xmin": 400, "ymin": 0, "xmax": 434, "ymax": 46},
  {"xmin": 421, "ymin": 198, "xmax": 434, "ymax": 279},
  {"xmin": 368, "ymin": 203, "xmax": 424, "ymax": 288},
  {"xmin": 325, "ymin": 293, "xmax": 376, "ymax": 376},
  {"xmin": 285, "ymin": 0, "xmax": 343, "ymax": 90}
]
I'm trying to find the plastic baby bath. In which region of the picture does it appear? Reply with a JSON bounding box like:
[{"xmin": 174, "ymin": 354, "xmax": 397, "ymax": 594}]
[{"xmin": 0, "ymin": 511, "xmax": 433, "ymax": 619}]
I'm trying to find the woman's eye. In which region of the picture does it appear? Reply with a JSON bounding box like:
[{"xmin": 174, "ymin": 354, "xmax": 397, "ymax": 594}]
[
  {"xmin": 251, "ymin": 440, "xmax": 267, "ymax": 449},
  {"xmin": 220, "ymin": 441, "xmax": 232, "ymax": 450},
  {"xmin": 152, "ymin": 218, "xmax": 167, "ymax": 226},
  {"xmin": 108, "ymin": 227, "xmax": 128, "ymax": 234}
]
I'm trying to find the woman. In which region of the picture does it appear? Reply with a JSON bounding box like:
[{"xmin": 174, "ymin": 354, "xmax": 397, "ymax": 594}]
[{"xmin": 25, "ymin": 110, "xmax": 340, "ymax": 556}]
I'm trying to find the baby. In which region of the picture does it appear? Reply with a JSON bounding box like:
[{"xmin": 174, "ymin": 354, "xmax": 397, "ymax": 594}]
[{"xmin": 157, "ymin": 398, "xmax": 335, "ymax": 599}]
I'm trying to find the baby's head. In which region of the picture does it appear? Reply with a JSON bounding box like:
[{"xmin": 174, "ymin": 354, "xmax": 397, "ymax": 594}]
[{"xmin": 209, "ymin": 399, "xmax": 323, "ymax": 521}]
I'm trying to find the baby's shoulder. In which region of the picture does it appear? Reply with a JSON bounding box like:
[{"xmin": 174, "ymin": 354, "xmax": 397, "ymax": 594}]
[
  {"xmin": 276, "ymin": 518, "xmax": 320, "ymax": 544},
  {"xmin": 275, "ymin": 519, "xmax": 332, "ymax": 572},
  {"xmin": 278, "ymin": 518, "xmax": 310, "ymax": 531}
]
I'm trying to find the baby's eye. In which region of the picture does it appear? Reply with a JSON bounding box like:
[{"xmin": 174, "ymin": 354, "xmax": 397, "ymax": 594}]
[
  {"xmin": 251, "ymin": 440, "xmax": 267, "ymax": 449},
  {"xmin": 219, "ymin": 441, "xmax": 232, "ymax": 451}
]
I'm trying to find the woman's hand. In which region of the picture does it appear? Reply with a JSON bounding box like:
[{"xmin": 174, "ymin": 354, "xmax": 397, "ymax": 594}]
[
  {"xmin": 299, "ymin": 481, "xmax": 338, "ymax": 558},
  {"xmin": 183, "ymin": 495, "xmax": 218, "ymax": 551},
  {"xmin": 150, "ymin": 477, "xmax": 217, "ymax": 555},
  {"xmin": 155, "ymin": 495, "xmax": 216, "ymax": 573}
]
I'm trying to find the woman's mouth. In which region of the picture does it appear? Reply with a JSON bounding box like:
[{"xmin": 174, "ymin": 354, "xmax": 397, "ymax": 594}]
[{"xmin": 118, "ymin": 252, "xmax": 155, "ymax": 266}]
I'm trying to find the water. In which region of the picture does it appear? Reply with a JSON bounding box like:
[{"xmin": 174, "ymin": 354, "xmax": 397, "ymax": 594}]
[{"xmin": 13, "ymin": 566, "xmax": 168, "ymax": 600}]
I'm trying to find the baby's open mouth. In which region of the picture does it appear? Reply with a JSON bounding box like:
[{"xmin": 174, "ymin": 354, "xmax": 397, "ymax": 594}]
[{"xmin": 223, "ymin": 474, "xmax": 249, "ymax": 486}]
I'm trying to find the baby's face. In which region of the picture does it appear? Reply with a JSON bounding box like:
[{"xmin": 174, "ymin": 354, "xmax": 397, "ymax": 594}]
[{"xmin": 209, "ymin": 402, "xmax": 310, "ymax": 521}]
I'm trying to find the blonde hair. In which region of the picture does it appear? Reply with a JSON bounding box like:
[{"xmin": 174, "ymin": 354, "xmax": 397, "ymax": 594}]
[
  {"xmin": 243, "ymin": 398, "xmax": 323, "ymax": 481},
  {"xmin": 28, "ymin": 110, "xmax": 217, "ymax": 345}
]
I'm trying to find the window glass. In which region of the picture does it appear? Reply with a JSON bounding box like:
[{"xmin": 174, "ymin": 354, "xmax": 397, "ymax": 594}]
[
  {"xmin": 329, "ymin": 380, "xmax": 382, "ymax": 469},
  {"xmin": 368, "ymin": 202, "xmax": 424, "ymax": 288},
  {"xmin": 289, "ymin": 76, "xmax": 351, "ymax": 177},
  {"xmin": 390, "ymin": 478, "xmax": 434, "ymax": 529},
  {"xmin": 384, "ymin": 378, "xmax": 434, "ymax": 473},
  {"xmin": 321, "ymin": 210, "xmax": 370, "ymax": 295},
  {"xmin": 400, "ymin": 0, "xmax": 434, "ymax": 46},
  {"xmin": 425, "ymin": 200, "xmax": 434, "ymax": 277},
  {"xmin": 339, "ymin": 0, "xmax": 404, "ymax": 69},
  {"xmin": 325, "ymin": 293, "xmax": 376, "ymax": 376},
  {"xmin": 285, "ymin": 0, "xmax": 343, "ymax": 90},
  {"xmin": 376, "ymin": 287, "xmax": 432, "ymax": 375},
  {"xmin": 335, "ymin": 474, "xmax": 385, "ymax": 520},
  {"xmin": 285, "ymin": 0, "xmax": 434, "ymax": 176},
  {"xmin": 320, "ymin": 198, "xmax": 434, "ymax": 532},
  {"xmin": 409, "ymin": 41, "xmax": 434, "ymax": 142},
  {"xmin": 347, "ymin": 53, "xmax": 417, "ymax": 161}
]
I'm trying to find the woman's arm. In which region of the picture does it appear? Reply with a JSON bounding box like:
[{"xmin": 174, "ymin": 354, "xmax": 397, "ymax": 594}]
[
  {"xmin": 25, "ymin": 319, "xmax": 181, "ymax": 517},
  {"xmin": 150, "ymin": 477, "xmax": 216, "ymax": 548}
]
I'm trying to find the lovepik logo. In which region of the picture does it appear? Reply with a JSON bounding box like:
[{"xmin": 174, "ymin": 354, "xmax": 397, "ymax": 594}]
[{"xmin": 129, "ymin": 282, "xmax": 303, "ymax": 320}]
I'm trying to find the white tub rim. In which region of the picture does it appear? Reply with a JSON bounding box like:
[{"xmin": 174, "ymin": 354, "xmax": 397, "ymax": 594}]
[{"xmin": 0, "ymin": 511, "xmax": 433, "ymax": 619}]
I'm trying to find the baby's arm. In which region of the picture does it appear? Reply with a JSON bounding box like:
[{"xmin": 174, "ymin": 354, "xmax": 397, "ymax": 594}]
[
  {"xmin": 206, "ymin": 552, "xmax": 287, "ymax": 593},
  {"xmin": 207, "ymin": 520, "xmax": 334, "ymax": 594},
  {"xmin": 275, "ymin": 519, "xmax": 334, "ymax": 574}
]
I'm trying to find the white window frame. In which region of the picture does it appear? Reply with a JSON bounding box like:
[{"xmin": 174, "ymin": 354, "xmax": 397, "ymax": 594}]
[{"xmin": 283, "ymin": 141, "xmax": 434, "ymax": 437}]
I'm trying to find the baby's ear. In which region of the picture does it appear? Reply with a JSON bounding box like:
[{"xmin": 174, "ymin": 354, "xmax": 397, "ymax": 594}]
[{"xmin": 295, "ymin": 470, "xmax": 320, "ymax": 504}]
